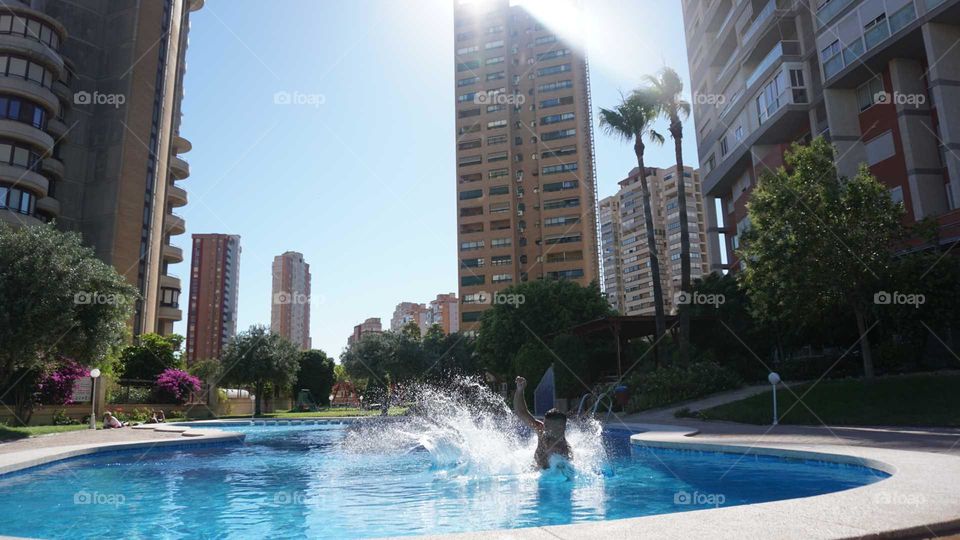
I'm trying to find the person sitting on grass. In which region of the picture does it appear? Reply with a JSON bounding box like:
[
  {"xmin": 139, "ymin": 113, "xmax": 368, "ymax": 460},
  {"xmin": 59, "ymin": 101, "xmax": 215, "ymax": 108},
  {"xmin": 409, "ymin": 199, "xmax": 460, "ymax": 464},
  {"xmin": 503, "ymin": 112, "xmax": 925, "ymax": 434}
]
[
  {"xmin": 156, "ymin": 410, "xmax": 166, "ymax": 423},
  {"xmin": 513, "ymin": 376, "xmax": 572, "ymax": 470},
  {"xmin": 103, "ymin": 412, "xmax": 125, "ymax": 429}
]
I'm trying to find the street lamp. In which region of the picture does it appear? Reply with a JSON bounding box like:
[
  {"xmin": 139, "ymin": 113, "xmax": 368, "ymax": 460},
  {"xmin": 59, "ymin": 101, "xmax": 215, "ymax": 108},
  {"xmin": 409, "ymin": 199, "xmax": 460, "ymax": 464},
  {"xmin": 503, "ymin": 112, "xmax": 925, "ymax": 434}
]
[
  {"xmin": 88, "ymin": 368, "xmax": 101, "ymax": 429},
  {"xmin": 768, "ymin": 372, "xmax": 781, "ymax": 426}
]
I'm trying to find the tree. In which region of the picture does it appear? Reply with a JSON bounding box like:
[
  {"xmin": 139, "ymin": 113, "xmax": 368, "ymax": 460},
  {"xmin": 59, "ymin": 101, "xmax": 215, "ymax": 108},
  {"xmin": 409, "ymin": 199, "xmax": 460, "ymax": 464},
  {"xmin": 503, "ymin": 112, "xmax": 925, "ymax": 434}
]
[
  {"xmin": 400, "ymin": 321, "xmax": 421, "ymax": 341},
  {"xmin": 0, "ymin": 224, "xmax": 135, "ymax": 394},
  {"xmin": 421, "ymin": 331, "xmax": 478, "ymax": 380},
  {"xmin": 294, "ymin": 350, "xmax": 336, "ymax": 406},
  {"xmin": 219, "ymin": 326, "xmax": 300, "ymax": 416},
  {"xmin": 646, "ymin": 67, "xmax": 693, "ymax": 364},
  {"xmin": 118, "ymin": 333, "xmax": 184, "ymax": 381},
  {"xmin": 340, "ymin": 331, "xmax": 428, "ymax": 387},
  {"xmin": 475, "ymin": 279, "xmax": 613, "ymax": 381},
  {"xmin": 599, "ymin": 89, "xmax": 667, "ymax": 350},
  {"xmin": 740, "ymin": 138, "xmax": 903, "ymax": 379}
]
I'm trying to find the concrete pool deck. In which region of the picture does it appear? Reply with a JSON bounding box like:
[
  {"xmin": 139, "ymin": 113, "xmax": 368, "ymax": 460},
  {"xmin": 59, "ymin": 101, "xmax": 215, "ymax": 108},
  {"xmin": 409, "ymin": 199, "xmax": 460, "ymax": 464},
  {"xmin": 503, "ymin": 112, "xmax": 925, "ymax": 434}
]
[{"xmin": 0, "ymin": 418, "xmax": 958, "ymax": 539}]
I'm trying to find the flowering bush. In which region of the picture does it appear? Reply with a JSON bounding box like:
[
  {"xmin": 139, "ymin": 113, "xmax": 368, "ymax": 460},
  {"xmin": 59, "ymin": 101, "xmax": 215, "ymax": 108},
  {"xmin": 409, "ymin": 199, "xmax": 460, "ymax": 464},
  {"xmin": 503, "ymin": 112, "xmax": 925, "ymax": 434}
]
[
  {"xmin": 35, "ymin": 358, "xmax": 89, "ymax": 405},
  {"xmin": 154, "ymin": 369, "xmax": 201, "ymax": 404}
]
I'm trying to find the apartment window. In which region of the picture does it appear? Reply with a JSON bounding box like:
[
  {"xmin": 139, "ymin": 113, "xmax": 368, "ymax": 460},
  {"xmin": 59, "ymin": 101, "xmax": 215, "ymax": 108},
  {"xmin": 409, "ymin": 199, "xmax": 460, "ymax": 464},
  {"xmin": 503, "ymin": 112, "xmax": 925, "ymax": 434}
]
[
  {"xmin": 458, "ymin": 139, "xmax": 481, "ymax": 150},
  {"xmin": 540, "ymin": 112, "xmax": 574, "ymax": 125},
  {"xmin": 547, "ymin": 269, "xmax": 584, "ymax": 280},
  {"xmin": 489, "ymin": 185, "xmax": 509, "ymax": 196},
  {"xmin": 461, "ymin": 258, "xmax": 484, "ymax": 268},
  {"xmin": 459, "ymin": 189, "xmax": 483, "ymax": 200},
  {"xmin": 460, "ymin": 206, "xmax": 483, "ymax": 217},
  {"xmin": 487, "ymin": 151, "xmax": 508, "ymax": 162},
  {"xmin": 536, "ymin": 48, "xmax": 571, "ymax": 62},
  {"xmin": 720, "ymin": 136, "xmax": 729, "ymax": 158},
  {"xmin": 0, "ymin": 15, "xmax": 60, "ymax": 50},
  {"xmin": 541, "ymin": 128, "xmax": 576, "ymax": 141},
  {"xmin": 486, "ymin": 71, "xmax": 505, "ymax": 81},
  {"xmin": 488, "ymin": 168, "xmax": 509, "ymax": 179},
  {"xmin": 487, "ymin": 119, "xmax": 507, "ymax": 129},
  {"xmin": 485, "ymin": 56, "xmax": 504, "ymax": 65},
  {"xmin": 487, "ymin": 104, "xmax": 505, "ymax": 114},
  {"xmin": 458, "ymin": 107, "xmax": 481, "ymax": 119},
  {"xmin": 544, "ymin": 215, "xmax": 580, "ymax": 227},
  {"xmin": 456, "ymin": 31, "xmax": 474, "ymax": 42},
  {"xmin": 889, "ymin": 186, "xmax": 904, "ymax": 205},
  {"xmin": 542, "ymin": 164, "xmax": 578, "ymax": 176},
  {"xmin": 546, "ymin": 250, "xmax": 583, "ymax": 263},
  {"xmin": 489, "ymin": 201, "xmax": 510, "ymax": 213},
  {"xmin": 457, "ymin": 76, "xmax": 479, "ymax": 87},
  {"xmin": 536, "ymin": 63, "xmax": 571, "ymax": 77},
  {"xmin": 461, "ymin": 311, "xmax": 482, "ymax": 322},
  {"xmin": 864, "ymin": 131, "xmax": 896, "ymax": 165},
  {"xmin": 820, "ymin": 40, "xmax": 841, "ymax": 62},
  {"xmin": 538, "ymin": 80, "xmax": 573, "ymax": 93},
  {"xmin": 490, "ymin": 219, "xmax": 511, "ymax": 231},
  {"xmin": 0, "ymin": 95, "xmax": 46, "ymax": 129},
  {"xmin": 540, "ymin": 95, "xmax": 574, "ymax": 109},
  {"xmin": 534, "ymin": 34, "xmax": 557, "ymax": 45},
  {"xmin": 492, "ymin": 273, "xmax": 513, "ymax": 283},
  {"xmin": 0, "ymin": 139, "xmax": 41, "ymax": 170},
  {"xmin": 735, "ymin": 125, "xmax": 744, "ymax": 142},
  {"xmin": 0, "ymin": 185, "xmax": 33, "ymax": 215},
  {"xmin": 492, "ymin": 255, "xmax": 512, "ymax": 266},
  {"xmin": 457, "ymin": 60, "xmax": 480, "ymax": 72},
  {"xmin": 541, "ymin": 145, "xmax": 577, "ymax": 158},
  {"xmin": 460, "ymin": 240, "xmax": 484, "ymax": 251},
  {"xmin": 863, "ymin": 13, "xmax": 889, "ymax": 49},
  {"xmin": 543, "ymin": 179, "xmax": 578, "ymax": 192},
  {"xmin": 0, "ymin": 55, "xmax": 53, "ymax": 88},
  {"xmin": 492, "ymin": 237, "xmax": 512, "ymax": 248},
  {"xmin": 856, "ymin": 75, "xmax": 885, "ymax": 111},
  {"xmin": 487, "ymin": 25, "xmax": 503, "ymax": 34},
  {"xmin": 544, "ymin": 197, "xmax": 579, "ymax": 210},
  {"xmin": 484, "ymin": 40, "xmax": 504, "ymax": 50},
  {"xmin": 463, "ymin": 293, "xmax": 486, "ymax": 304},
  {"xmin": 458, "ymin": 124, "xmax": 481, "ymax": 135},
  {"xmin": 457, "ymin": 45, "xmax": 479, "ymax": 55},
  {"xmin": 460, "ymin": 222, "xmax": 484, "ymax": 234},
  {"xmin": 545, "ymin": 233, "xmax": 581, "ymax": 245},
  {"xmin": 461, "ymin": 276, "xmax": 485, "ymax": 287},
  {"xmin": 458, "ymin": 155, "xmax": 482, "ymax": 167},
  {"xmin": 487, "ymin": 134, "xmax": 507, "ymax": 145}
]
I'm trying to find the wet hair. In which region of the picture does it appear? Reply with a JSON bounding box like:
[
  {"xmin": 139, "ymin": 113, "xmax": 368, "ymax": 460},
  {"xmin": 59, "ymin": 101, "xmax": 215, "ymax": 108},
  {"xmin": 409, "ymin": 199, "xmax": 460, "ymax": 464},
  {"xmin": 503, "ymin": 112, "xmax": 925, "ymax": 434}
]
[{"xmin": 543, "ymin": 409, "xmax": 567, "ymax": 424}]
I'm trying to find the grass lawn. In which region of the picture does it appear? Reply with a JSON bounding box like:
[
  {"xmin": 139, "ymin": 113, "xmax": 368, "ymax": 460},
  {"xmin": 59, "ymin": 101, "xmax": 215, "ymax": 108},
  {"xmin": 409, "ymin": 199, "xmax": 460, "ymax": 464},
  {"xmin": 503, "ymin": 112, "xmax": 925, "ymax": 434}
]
[
  {"xmin": 0, "ymin": 423, "xmax": 92, "ymax": 442},
  {"xmin": 216, "ymin": 407, "xmax": 407, "ymax": 420},
  {"xmin": 693, "ymin": 373, "xmax": 960, "ymax": 427}
]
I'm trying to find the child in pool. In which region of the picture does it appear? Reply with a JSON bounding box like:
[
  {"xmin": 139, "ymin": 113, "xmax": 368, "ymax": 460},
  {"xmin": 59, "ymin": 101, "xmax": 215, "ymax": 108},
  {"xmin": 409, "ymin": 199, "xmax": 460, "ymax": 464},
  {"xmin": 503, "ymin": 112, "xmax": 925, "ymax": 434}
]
[{"xmin": 513, "ymin": 376, "xmax": 572, "ymax": 470}]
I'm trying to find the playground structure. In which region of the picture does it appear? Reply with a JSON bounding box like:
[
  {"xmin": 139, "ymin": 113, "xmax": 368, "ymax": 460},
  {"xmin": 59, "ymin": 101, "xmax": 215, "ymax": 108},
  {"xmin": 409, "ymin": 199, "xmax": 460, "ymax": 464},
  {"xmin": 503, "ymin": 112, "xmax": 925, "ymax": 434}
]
[{"xmin": 330, "ymin": 381, "xmax": 360, "ymax": 407}]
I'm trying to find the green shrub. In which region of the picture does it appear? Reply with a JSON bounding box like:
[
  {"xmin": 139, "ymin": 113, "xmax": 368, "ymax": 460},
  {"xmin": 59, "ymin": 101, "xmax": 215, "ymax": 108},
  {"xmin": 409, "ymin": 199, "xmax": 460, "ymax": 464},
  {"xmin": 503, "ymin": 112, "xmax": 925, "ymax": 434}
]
[
  {"xmin": 51, "ymin": 409, "xmax": 80, "ymax": 425},
  {"xmin": 625, "ymin": 362, "xmax": 742, "ymax": 413}
]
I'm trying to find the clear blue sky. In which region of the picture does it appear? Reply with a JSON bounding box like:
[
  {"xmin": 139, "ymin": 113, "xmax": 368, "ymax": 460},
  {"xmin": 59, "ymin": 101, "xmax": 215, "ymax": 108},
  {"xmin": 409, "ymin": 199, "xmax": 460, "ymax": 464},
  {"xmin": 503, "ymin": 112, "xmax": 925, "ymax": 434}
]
[{"xmin": 174, "ymin": 0, "xmax": 698, "ymax": 357}]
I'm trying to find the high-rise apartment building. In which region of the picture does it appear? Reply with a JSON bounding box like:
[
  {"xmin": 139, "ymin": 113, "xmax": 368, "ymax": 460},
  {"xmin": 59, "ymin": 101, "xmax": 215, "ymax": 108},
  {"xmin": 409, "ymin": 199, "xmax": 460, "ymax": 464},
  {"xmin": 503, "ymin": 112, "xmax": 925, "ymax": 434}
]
[
  {"xmin": 427, "ymin": 293, "xmax": 460, "ymax": 334},
  {"xmin": 271, "ymin": 251, "xmax": 311, "ymax": 350},
  {"xmin": 348, "ymin": 317, "xmax": 382, "ymax": 347},
  {"xmin": 599, "ymin": 196, "xmax": 622, "ymax": 311},
  {"xmin": 186, "ymin": 234, "xmax": 240, "ymax": 365},
  {"xmin": 390, "ymin": 301, "xmax": 429, "ymax": 333},
  {"xmin": 682, "ymin": 0, "xmax": 960, "ymax": 270},
  {"xmin": 0, "ymin": 0, "xmax": 202, "ymax": 336},
  {"xmin": 600, "ymin": 165, "xmax": 711, "ymax": 315},
  {"xmin": 454, "ymin": 0, "xmax": 599, "ymax": 332}
]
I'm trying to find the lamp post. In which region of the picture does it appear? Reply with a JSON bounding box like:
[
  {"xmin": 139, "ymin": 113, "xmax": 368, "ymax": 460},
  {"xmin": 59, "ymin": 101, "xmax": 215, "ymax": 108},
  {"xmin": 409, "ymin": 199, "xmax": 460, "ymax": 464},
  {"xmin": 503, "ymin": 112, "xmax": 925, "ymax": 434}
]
[
  {"xmin": 88, "ymin": 368, "xmax": 101, "ymax": 429},
  {"xmin": 768, "ymin": 372, "xmax": 781, "ymax": 426}
]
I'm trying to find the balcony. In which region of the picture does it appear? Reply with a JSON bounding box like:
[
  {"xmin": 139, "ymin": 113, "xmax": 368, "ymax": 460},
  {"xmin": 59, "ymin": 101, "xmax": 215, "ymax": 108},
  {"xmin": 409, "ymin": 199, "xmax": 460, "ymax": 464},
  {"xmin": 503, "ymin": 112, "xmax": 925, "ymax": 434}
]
[
  {"xmin": 167, "ymin": 184, "xmax": 188, "ymax": 207},
  {"xmin": 170, "ymin": 155, "xmax": 190, "ymax": 180},
  {"xmin": 162, "ymin": 244, "xmax": 184, "ymax": 263},
  {"xmin": 159, "ymin": 274, "xmax": 181, "ymax": 289},
  {"xmin": 35, "ymin": 196, "xmax": 60, "ymax": 216},
  {"xmin": 166, "ymin": 213, "xmax": 185, "ymax": 235},
  {"xmin": 40, "ymin": 157, "xmax": 64, "ymax": 179},
  {"xmin": 741, "ymin": 0, "xmax": 777, "ymax": 45},
  {"xmin": 47, "ymin": 118, "xmax": 69, "ymax": 139},
  {"xmin": 745, "ymin": 41, "xmax": 799, "ymax": 89},
  {"xmin": 0, "ymin": 119, "xmax": 53, "ymax": 153},
  {"xmin": 173, "ymin": 135, "xmax": 192, "ymax": 154},
  {"xmin": 158, "ymin": 306, "xmax": 182, "ymax": 321},
  {"xmin": 815, "ymin": 0, "xmax": 855, "ymax": 29}
]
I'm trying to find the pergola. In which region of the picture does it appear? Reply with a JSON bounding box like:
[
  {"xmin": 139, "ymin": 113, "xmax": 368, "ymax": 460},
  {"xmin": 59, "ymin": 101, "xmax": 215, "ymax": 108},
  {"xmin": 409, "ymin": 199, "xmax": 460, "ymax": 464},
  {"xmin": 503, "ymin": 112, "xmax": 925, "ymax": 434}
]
[{"xmin": 557, "ymin": 315, "xmax": 715, "ymax": 377}]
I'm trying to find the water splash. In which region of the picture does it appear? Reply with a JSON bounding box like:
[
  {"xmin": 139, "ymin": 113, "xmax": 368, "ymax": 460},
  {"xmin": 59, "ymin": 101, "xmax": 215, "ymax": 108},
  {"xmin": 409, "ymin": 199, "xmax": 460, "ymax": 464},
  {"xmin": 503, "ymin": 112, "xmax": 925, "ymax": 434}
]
[{"xmin": 341, "ymin": 377, "xmax": 608, "ymax": 480}]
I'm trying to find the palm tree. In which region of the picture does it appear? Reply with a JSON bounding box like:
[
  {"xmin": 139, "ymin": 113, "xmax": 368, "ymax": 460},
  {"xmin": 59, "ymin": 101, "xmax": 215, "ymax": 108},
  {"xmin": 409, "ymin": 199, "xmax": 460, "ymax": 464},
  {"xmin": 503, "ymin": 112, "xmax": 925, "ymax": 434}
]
[
  {"xmin": 599, "ymin": 90, "xmax": 667, "ymax": 354},
  {"xmin": 646, "ymin": 67, "xmax": 693, "ymax": 364}
]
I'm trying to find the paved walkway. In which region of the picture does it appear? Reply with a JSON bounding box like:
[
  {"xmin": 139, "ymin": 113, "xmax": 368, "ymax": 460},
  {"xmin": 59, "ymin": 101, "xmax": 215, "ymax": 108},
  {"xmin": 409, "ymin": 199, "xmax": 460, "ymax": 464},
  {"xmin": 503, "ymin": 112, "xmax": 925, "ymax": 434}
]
[
  {"xmin": 616, "ymin": 384, "xmax": 960, "ymax": 456},
  {"xmin": 0, "ymin": 428, "xmax": 187, "ymax": 455}
]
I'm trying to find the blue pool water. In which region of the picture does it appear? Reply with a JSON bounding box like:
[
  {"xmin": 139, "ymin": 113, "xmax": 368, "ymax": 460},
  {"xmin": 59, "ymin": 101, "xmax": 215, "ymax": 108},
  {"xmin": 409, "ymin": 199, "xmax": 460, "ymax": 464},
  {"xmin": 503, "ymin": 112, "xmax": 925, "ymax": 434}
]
[{"xmin": 0, "ymin": 422, "xmax": 887, "ymax": 539}]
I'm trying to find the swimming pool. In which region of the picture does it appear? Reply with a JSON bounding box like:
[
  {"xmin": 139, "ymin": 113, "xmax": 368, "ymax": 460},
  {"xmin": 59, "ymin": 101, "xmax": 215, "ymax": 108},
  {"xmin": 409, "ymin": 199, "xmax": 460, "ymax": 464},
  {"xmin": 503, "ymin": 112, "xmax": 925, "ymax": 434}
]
[{"xmin": 0, "ymin": 422, "xmax": 887, "ymax": 539}]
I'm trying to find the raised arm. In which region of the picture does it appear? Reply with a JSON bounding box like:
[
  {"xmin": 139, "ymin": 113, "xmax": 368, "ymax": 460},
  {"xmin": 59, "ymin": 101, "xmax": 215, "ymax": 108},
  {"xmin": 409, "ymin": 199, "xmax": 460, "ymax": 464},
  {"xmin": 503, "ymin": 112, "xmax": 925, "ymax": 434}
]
[{"xmin": 513, "ymin": 376, "xmax": 542, "ymax": 431}]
